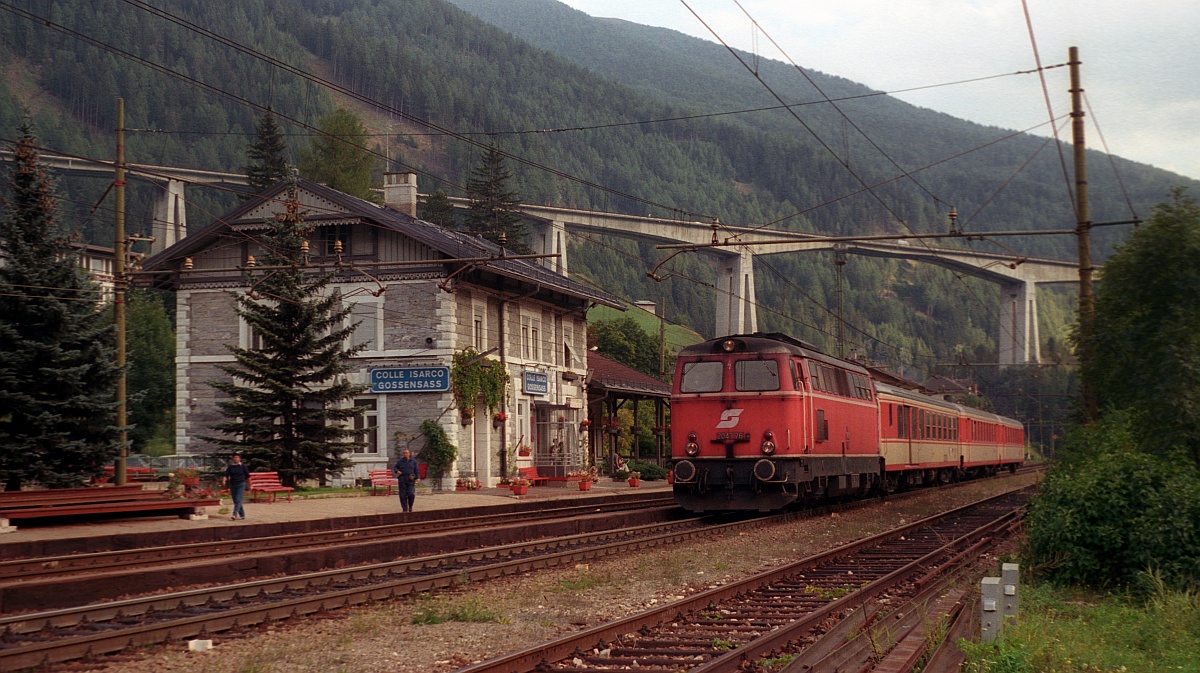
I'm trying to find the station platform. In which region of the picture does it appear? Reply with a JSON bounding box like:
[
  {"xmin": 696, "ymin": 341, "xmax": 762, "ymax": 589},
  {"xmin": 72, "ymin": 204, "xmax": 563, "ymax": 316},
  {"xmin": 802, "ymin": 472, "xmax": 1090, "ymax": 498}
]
[{"xmin": 0, "ymin": 479, "xmax": 673, "ymax": 545}]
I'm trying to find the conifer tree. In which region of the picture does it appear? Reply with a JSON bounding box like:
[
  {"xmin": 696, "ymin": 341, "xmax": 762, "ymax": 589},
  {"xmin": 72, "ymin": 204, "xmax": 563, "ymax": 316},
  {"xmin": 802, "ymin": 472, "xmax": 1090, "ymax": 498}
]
[
  {"xmin": 243, "ymin": 109, "xmax": 289, "ymax": 196},
  {"xmin": 204, "ymin": 179, "xmax": 368, "ymax": 486},
  {"xmin": 465, "ymin": 145, "xmax": 529, "ymax": 251},
  {"xmin": 298, "ymin": 107, "xmax": 378, "ymax": 202},
  {"xmin": 0, "ymin": 122, "xmax": 119, "ymax": 489},
  {"xmin": 421, "ymin": 189, "xmax": 458, "ymax": 228}
]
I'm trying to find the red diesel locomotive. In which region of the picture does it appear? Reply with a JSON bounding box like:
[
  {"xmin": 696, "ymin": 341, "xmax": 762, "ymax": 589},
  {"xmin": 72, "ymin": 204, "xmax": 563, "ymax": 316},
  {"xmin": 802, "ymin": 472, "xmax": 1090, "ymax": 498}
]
[{"xmin": 669, "ymin": 333, "xmax": 1025, "ymax": 512}]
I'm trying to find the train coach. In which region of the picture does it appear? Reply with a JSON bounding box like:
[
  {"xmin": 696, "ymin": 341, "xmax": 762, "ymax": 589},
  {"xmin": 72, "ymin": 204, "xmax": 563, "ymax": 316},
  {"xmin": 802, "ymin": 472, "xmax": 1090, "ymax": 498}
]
[{"xmin": 669, "ymin": 333, "xmax": 1025, "ymax": 512}]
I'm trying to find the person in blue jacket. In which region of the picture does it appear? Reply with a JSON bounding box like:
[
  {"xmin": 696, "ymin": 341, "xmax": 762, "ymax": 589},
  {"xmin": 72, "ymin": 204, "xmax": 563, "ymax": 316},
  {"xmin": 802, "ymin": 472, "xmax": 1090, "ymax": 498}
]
[
  {"xmin": 222, "ymin": 452, "xmax": 251, "ymax": 520},
  {"xmin": 393, "ymin": 448, "xmax": 420, "ymax": 512}
]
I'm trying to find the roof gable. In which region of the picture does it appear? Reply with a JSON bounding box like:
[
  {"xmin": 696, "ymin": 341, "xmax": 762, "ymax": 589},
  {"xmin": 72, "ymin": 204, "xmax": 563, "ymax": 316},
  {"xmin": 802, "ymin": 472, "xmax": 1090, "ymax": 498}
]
[{"xmin": 139, "ymin": 178, "xmax": 623, "ymax": 308}]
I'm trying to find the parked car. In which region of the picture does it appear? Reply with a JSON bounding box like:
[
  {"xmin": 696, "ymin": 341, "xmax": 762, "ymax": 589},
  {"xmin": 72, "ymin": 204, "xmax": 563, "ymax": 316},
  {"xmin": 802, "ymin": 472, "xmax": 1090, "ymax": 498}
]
[
  {"xmin": 95, "ymin": 454, "xmax": 169, "ymax": 482},
  {"xmin": 161, "ymin": 454, "xmax": 225, "ymax": 481}
]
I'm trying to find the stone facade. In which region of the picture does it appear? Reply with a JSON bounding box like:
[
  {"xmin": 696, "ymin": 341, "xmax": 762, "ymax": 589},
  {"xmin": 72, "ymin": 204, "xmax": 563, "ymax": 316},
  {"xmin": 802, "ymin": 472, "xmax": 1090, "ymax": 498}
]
[{"xmin": 142, "ymin": 177, "xmax": 619, "ymax": 488}]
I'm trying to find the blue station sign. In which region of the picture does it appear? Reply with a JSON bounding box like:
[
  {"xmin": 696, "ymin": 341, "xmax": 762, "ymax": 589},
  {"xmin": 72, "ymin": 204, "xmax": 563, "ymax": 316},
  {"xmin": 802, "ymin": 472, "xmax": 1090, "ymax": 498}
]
[
  {"xmin": 524, "ymin": 371, "xmax": 549, "ymax": 395},
  {"xmin": 370, "ymin": 366, "xmax": 450, "ymax": 393}
]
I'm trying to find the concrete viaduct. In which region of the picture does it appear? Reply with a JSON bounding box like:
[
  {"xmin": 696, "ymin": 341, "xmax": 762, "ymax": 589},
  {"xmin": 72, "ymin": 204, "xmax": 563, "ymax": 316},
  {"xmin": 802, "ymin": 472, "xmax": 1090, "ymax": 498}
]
[
  {"xmin": 6, "ymin": 151, "xmax": 1080, "ymax": 366},
  {"xmin": 471, "ymin": 200, "xmax": 1082, "ymax": 367},
  {"xmin": 0, "ymin": 151, "xmax": 247, "ymax": 257}
]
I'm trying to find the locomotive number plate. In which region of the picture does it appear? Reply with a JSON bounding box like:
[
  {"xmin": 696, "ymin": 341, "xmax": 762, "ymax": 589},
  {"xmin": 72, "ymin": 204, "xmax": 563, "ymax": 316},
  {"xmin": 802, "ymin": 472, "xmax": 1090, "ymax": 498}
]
[{"xmin": 715, "ymin": 431, "xmax": 750, "ymax": 441}]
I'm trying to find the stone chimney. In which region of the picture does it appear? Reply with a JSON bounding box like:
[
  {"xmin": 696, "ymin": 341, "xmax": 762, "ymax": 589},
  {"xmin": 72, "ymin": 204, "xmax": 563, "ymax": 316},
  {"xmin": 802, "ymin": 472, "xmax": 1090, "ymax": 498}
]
[{"xmin": 383, "ymin": 172, "xmax": 418, "ymax": 217}]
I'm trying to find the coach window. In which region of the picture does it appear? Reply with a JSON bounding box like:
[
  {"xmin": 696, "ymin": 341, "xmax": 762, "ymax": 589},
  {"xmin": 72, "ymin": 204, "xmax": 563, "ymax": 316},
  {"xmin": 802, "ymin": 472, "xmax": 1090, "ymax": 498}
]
[
  {"xmin": 897, "ymin": 406, "xmax": 907, "ymax": 438},
  {"xmin": 735, "ymin": 359, "xmax": 779, "ymax": 391},
  {"xmin": 809, "ymin": 364, "xmax": 823, "ymax": 392},
  {"xmin": 680, "ymin": 361, "xmax": 724, "ymax": 393},
  {"xmin": 790, "ymin": 359, "xmax": 802, "ymax": 390}
]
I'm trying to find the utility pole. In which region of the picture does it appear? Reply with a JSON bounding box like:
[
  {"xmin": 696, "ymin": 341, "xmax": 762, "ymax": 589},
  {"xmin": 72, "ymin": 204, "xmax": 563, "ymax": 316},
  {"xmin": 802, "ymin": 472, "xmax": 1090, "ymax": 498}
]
[
  {"xmin": 659, "ymin": 289, "xmax": 667, "ymax": 378},
  {"xmin": 1070, "ymin": 47, "xmax": 1097, "ymax": 421},
  {"xmin": 834, "ymin": 245, "xmax": 847, "ymax": 359},
  {"xmin": 114, "ymin": 99, "xmax": 129, "ymax": 485}
]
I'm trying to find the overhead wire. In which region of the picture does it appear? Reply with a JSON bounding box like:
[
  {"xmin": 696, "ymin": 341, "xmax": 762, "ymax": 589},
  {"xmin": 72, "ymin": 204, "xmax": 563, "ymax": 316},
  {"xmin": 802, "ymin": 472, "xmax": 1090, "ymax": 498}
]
[
  {"xmin": 106, "ymin": 0, "xmax": 704, "ymax": 220},
  {"xmin": 4, "ymin": 2, "xmax": 1079, "ymax": 368},
  {"xmin": 1019, "ymin": 0, "xmax": 1075, "ymax": 208},
  {"xmin": 119, "ymin": 64, "xmax": 1062, "ymax": 140},
  {"xmin": 1082, "ymin": 92, "xmax": 1139, "ymax": 221},
  {"xmin": 680, "ymin": 0, "xmax": 1025, "ymax": 361}
]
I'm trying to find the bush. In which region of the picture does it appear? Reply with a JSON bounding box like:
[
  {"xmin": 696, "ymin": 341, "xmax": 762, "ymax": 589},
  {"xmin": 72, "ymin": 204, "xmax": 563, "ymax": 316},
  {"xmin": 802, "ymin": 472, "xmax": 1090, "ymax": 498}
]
[
  {"xmin": 1026, "ymin": 412, "xmax": 1200, "ymax": 590},
  {"xmin": 629, "ymin": 461, "xmax": 668, "ymax": 481},
  {"xmin": 416, "ymin": 420, "xmax": 456, "ymax": 484}
]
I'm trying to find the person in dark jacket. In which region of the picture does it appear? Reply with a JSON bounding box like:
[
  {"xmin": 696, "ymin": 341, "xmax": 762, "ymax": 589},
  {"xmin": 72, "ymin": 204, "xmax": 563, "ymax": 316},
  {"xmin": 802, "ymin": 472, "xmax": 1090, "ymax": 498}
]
[
  {"xmin": 393, "ymin": 448, "xmax": 420, "ymax": 512},
  {"xmin": 222, "ymin": 453, "xmax": 251, "ymax": 520}
]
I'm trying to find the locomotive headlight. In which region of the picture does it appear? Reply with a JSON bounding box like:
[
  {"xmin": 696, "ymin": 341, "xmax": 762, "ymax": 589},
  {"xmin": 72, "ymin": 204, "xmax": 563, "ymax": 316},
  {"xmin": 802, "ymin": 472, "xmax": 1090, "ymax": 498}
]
[
  {"xmin": 720, "ymin": 339, "xmax": 737, "ymax": 352},
  {"xmin": 761, "ymin": 430, "xmax": 776, "ymax": 455},
  {"xmin": 685, "ymin": 432, "xmax": 700, "ymax": 456}
]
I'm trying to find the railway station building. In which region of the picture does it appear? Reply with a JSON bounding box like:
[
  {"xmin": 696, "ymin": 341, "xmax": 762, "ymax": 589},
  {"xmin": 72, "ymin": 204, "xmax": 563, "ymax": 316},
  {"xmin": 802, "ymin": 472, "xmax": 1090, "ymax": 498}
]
[{"xmin": 139, "ymin": 174, "xmax": 623, "ymax": 488}]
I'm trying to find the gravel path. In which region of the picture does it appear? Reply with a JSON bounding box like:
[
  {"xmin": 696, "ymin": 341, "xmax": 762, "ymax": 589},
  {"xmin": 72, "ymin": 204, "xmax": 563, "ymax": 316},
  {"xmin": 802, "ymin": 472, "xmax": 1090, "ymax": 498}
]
[{"xmin": 52, "ymin": 474, "xmax": 1038, "ymax": 673}]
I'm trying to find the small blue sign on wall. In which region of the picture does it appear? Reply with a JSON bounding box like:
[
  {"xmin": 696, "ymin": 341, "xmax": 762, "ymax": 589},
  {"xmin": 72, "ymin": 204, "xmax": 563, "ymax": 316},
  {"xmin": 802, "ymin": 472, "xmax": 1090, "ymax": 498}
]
[
  {"xmin": 370, "ymin": 366, "xmax": 450, "ymax": 393},
  {"xmin": 524, "ymin": 371, "xmax": 549, "ymax": 395}
]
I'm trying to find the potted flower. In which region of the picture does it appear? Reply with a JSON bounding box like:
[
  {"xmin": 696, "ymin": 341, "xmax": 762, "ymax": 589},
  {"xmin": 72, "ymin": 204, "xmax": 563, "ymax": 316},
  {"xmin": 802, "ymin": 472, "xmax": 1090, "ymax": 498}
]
[
  {"xmin": 627, "ymin": 470, "xmax": 641, "ymax": 487},
  {"xmin": 455, "ymin": 477, "xmax": 482, "ymax": 491},
  {"xmin": 570, "ymin": 465, "xmax": 599, "ymax": 491},
  {"xmin": 168, "ymin": 467, "xmax": 201, "ymax": 490},
  {"xmin": 510, "ymin": 477, "xmax": 531, "ymax": 496},
  {"xmin": 517, "ymin": 444, "xmax": 532, "ymax": 457},
  {"xmin": 492, "ymin": 411, "xmax": 507, "ymax": 429}
]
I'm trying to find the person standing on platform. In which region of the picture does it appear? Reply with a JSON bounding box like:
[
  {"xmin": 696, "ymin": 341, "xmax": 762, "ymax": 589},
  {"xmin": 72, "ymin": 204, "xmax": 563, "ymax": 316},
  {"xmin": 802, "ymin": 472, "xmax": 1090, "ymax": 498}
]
[
  {"xmin": 222, "ymin": 452, "xmax": 251, "ymax": 521},
  {"xmin": 393, "ymin": 448, "xmax": 420, "ymax": 512}
]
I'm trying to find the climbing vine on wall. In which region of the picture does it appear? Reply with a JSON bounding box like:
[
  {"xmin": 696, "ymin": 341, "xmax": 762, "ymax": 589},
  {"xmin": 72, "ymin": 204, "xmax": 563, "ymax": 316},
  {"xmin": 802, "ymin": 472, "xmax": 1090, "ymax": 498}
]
[{"xmin": 450, "ymin": 348, "xmax": 509, "ymax": 416}]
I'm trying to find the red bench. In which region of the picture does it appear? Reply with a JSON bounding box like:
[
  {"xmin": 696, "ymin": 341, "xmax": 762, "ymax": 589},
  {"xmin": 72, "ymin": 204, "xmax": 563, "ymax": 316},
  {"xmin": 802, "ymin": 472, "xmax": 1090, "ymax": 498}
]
[
  {"xmin": 0, "ymin": 486, "xmax": 217, "ymax": 530},
  {"xmin": 368, "ymin": 469, "xmax": 399, "ymax": 495},
  {"xmin": 518, "ymin": 466, "xmax": 549, "ymax": 487},
  {"xmin": 248, "ymin": 472, "xmax": 294, "ymax": 503}
]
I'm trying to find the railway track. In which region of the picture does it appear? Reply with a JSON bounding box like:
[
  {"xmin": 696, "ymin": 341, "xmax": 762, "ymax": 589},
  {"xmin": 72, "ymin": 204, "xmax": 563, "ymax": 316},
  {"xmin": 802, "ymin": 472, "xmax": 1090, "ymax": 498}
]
[
  {"xmin": 455, "ymin": 488, "xmax": 1030, "ymax": 673},
  {"xmin": 0, "ymin": 494, "xmax": 680, "ymax": 612},
  {"xmin": 0, "ymin": 474, "xmax": 1037, "ymax": 670}
]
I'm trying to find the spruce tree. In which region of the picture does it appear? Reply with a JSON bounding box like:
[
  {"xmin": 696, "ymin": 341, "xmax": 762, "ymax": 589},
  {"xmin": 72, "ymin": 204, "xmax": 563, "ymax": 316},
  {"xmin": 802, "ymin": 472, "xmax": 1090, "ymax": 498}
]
[
  {"xmin": 421, "ymin": 189, "xmax": 458, "ymax": 228},
  {"xmin": 465, "ymin": 145, "xmax": 529, "ymax": 251},
  {"xmin": 204, "ymin": 179, "xmax": 368, "ymax": 487},
  {"xmin": 0, "ymin": 122, "xmax": 120, "ymax": 490},
  {"xmin": 243, "ymin": 109, "xmax": 289, "ymax": 196}
]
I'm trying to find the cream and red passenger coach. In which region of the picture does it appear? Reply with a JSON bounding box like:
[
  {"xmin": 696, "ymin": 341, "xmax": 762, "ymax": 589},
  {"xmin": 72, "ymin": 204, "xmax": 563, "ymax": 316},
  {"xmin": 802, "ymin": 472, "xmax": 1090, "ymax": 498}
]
[{"xmin": 670, "ymin": 333, "xmax": 1025, "ymax": 512}]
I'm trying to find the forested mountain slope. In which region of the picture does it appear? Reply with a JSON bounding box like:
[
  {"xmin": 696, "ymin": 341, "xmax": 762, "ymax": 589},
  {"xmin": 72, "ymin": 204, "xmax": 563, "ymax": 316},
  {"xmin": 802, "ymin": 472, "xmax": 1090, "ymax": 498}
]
[{"xmin": 1, "ymin": 0, "xmax": 1192, "ymax": 376}]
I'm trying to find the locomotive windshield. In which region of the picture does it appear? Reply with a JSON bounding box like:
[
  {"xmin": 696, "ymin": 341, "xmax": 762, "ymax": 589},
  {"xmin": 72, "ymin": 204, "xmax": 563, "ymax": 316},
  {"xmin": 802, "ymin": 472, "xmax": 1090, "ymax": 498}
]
[
  {"xmin": 735, "ymin": 359, "xmax": 779, "ymax": 391},
  {"xmin": 679, "ymin": 361, "xmax": 723, "ymax": 392}
]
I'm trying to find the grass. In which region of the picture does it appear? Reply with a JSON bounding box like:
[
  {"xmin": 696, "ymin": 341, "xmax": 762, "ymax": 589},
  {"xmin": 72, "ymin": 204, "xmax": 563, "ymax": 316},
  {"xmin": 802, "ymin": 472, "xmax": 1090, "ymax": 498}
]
[
  {"xmin": 588, "ymin": 304, "xmax": 704, "ymax": 353},
  {"xmin": 960, "ymin": 576, "xmax": 1200, "ymax": 672},
  {"xmin": 412, "ymin": 597, "xmax": 507, "ymax": 625}
]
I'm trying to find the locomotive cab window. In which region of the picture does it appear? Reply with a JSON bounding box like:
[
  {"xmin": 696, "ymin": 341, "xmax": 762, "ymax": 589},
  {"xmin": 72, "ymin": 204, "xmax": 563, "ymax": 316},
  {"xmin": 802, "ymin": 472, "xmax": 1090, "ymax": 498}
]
[
  {"xmin": 680, "ymin": 361, "xmax": 724, "ymax": 393},
  {"xmin": 735, "ymin": 359, "xmax": 779, "ymax": 391}
]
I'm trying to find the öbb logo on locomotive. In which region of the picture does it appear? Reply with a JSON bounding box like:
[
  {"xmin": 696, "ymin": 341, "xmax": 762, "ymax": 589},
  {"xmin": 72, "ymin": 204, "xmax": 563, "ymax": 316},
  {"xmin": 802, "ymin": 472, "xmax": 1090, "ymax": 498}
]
[
  {"xmin": 715, "ymin": 408, "xmax": 744, "ymax": 428},
  {"xmin": 669, "ymin": 332, "xmax": 1026, "ymax": 513}
]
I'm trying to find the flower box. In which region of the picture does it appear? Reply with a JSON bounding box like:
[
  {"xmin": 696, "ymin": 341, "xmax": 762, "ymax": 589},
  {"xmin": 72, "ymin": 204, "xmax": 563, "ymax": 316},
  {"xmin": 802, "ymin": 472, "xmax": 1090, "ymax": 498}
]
[
  {"xmin": 578, "ymin": 480, "xmax": 592, "ymax": 491},
  {"xmin": 511, "ymin": 484, "xmax": 529, "ymax": 496}
]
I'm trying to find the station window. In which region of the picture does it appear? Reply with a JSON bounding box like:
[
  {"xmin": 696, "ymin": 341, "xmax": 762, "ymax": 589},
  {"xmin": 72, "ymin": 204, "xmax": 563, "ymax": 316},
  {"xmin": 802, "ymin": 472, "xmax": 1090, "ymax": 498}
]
[{"xmin": 353, "ymin": 398, "xmax": 379, "ymax": 454}]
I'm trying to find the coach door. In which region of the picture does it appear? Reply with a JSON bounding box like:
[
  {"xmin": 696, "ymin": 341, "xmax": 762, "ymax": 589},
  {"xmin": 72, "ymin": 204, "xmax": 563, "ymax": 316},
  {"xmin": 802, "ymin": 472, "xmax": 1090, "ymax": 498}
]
[{"xmin": 898, "ymin": 405, "xmax": 914, "ymax": 464}]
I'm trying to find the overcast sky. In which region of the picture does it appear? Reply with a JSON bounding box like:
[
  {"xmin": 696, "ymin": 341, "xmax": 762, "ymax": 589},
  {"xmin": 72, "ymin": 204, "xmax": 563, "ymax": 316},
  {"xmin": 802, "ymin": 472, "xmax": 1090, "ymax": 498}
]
[{"xmin": 558, "ymin": 0, "xmax": 1200, "ymax": 181}]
